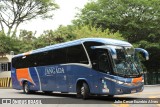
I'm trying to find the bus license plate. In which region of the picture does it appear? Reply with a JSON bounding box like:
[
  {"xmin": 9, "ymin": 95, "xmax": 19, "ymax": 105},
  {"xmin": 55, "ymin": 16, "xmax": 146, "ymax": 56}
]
[{"xmin": 131, "ymin": 90, "xmax": 136, "ymax": 93}]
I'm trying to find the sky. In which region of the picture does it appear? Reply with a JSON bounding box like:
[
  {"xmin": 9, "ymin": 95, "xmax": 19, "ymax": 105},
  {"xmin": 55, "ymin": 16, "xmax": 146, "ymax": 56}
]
[{"xmin": 19, "ymin": 0, "xmax": 88, "ymax": 36}]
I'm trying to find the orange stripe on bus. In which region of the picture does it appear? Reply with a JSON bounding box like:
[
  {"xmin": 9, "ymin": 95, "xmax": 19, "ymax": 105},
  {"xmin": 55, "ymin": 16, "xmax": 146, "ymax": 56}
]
[
  {"xmin": 16, "ymin": 68, "xmax": 35, "ymax": 86},
  {"xmin": 23, "ymin": 51, "xmax": 32, "ymax": 56},
  {"xmin": 132, "ymin": 76, "xmax": 143, "ymax": 83}
]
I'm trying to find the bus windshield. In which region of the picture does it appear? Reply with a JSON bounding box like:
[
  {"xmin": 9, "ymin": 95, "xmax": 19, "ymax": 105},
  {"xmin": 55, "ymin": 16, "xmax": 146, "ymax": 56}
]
[{"xmin": 113, "ymin": 46, "xmax": 142, "ymax": 77}]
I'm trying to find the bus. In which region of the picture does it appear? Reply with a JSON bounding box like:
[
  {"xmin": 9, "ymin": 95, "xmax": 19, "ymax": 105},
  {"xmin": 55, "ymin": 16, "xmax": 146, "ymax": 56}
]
[{"xmin": 11, "ymin": 38, "xmax": 149, "ymax": 99}]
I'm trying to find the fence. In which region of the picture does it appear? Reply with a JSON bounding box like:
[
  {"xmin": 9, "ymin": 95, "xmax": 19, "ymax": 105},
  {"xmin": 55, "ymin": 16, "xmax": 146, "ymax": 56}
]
[{"xmin": 144, "ymin": 71, "xmax": 160, "ymax": 85}]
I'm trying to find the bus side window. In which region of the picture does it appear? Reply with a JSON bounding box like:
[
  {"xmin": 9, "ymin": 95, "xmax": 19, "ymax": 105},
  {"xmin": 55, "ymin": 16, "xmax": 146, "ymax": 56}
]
[
  {"xmin": 67, "ymin": 45, "xmax": 89, "ymax": 64},
  {"xmin": 83, "ymin": 41, "xmax": 104, "ymax": 69},
  {"xmin": 52, "ymin": 48, "xmax": 67, "ymax": 65}
]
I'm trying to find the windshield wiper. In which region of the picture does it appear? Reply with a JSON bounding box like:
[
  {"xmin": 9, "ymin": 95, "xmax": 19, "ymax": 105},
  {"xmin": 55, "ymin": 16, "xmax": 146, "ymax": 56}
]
[{"xmin": 123, "ymin": 48, "xmax": 141, "ymax": 76}]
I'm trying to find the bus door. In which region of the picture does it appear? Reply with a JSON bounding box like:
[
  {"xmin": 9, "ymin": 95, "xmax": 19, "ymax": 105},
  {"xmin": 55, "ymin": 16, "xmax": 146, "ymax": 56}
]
[{"xmin": 91, "ymin": 46, "xmax": 117, "ymax": 94}]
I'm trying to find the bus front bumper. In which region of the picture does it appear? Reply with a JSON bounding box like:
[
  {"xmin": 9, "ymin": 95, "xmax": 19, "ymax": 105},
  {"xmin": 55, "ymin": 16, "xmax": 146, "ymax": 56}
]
[{"xmin": 113, "ymin": 82, "xmax": 144, "ymax": 95}]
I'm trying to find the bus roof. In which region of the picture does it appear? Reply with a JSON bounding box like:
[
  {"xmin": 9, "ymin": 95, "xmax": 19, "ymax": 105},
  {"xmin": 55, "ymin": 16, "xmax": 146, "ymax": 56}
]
[{"xmin": 13, "ymin": 38, "xmax": 132, "ymax": 58}]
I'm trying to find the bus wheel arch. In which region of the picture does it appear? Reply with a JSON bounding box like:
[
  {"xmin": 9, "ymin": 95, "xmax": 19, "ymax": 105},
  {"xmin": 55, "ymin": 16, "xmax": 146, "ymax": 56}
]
[
  {"xmin": 22, "ymin": 81, "xmax": 32, "ymax": 94},
  {"xmin": 76, "ymin": 80, "xmax": 90, "ymax": 99}
]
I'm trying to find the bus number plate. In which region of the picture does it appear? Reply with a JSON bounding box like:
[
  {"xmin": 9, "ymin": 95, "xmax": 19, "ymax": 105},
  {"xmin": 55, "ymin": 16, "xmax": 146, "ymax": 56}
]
[{"xmin": 131, "ymin": 90, "xmax": 136, "ymax": 93}]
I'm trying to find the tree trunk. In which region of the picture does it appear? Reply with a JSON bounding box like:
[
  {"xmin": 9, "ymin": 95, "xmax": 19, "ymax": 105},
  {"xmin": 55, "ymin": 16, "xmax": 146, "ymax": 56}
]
[
  {"xmin": 12, "ymin": 23, "xmax": 20, "ymax": 37},
  {"xmin": 7, "ymin": 27, "xmax": 12, "ymax": 36},
  {"xmin": 0, "ymin": 21, "xmax": 5, "ymax": 34}
]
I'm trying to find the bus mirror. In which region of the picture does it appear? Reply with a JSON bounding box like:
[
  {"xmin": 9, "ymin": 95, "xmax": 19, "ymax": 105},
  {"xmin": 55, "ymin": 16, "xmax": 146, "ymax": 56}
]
[
  {"xmin": 91, "ymin": 46, "xmax": 117, "ymax": 59},
  {"xmin": 135, "ymin": 48, "xmax": 149, "ymax": 60}
]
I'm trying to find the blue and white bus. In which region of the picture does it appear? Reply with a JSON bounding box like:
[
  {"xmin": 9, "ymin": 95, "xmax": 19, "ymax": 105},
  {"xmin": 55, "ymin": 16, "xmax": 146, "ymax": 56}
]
[{"xmin": 11, "ymin": 38, "xmax": 149, "ymax": 99}]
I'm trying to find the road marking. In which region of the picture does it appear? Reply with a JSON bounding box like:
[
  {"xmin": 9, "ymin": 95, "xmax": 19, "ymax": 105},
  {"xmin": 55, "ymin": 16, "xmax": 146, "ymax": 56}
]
[
  {"xmin": 112, "ymin": 92, "xmax": 160, "ymax": 107},
  {"xmin": 149, "ymin": 96, "xmax": 156, "ymax": 98},
  {"xmin": 117, "ymin": 92, "xmax": 160, "ymax": 97},
  {"xmin": 148, "ymin": 96, "xmax": 160, "ymax": 107},
  {"xmin": 142, "ymin": 92, "xmax": 160, "ymax": 94},
  {"xmin": 112, "ymin": 104, "xmax": 118, "ymax": 107},
  {"xmin": 112, "ymin": 104, "xmax": 130, "ymax": 107}
]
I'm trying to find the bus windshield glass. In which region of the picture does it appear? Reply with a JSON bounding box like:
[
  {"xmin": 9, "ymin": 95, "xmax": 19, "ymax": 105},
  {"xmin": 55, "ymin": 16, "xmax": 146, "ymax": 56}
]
[{"xmin": 113, "ymin": 46, "xmax": 143, "ymax": 77}]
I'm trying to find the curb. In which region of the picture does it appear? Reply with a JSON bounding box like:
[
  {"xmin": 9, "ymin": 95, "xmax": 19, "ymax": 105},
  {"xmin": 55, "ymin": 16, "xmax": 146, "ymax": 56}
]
[
  {"xmin": 144, "ymin": 84, "xmax": 160, "ymax": 87},
  {"xmin": 0, "ymin": 87, "xmax": 12, "ymax": 89}
]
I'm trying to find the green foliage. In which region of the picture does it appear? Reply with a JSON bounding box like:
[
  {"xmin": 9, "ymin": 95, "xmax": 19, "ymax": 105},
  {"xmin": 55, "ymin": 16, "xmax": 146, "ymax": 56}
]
[
  {"xmin": 0, "ymin": 32, "xmax": 12, "ymax": 55},
  {"xmin": 72, "ymin": 25, "xmax": 123, "ymax": 40},
  {"xmin": 0, "ymin": 0, "xmax": 124, "ymax": 55},
  {"xmin": 74, "ymin": 0, "xmax": 160, "ymax": 42},
  {"xmin": 134, "ymin": 40, "xmax": 160, "ymax": 70},
  {"xmin": 74, "ymin": 0, "xmax": 160, "ymax": 71},
  {"xmin": 0, "ymin": 31, "xmax": 20, "ymax": 55},
  {"xmin": 18, "ymin": 30, "xmax": 37, "ymax": 53},
  {"xmin": 34, "ymin": 25, "xmax": 123, "ymax": 48}
]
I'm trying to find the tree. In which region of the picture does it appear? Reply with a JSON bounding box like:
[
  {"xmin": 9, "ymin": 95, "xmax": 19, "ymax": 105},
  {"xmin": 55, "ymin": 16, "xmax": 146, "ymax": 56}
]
[
  {"xmin": 74, "ymin": 0, "xmax": 160, "ymax": 42},
  {"xmin": 19, "ymin": 29, "xmax": 36, "ymax": 41},
  {"xmin": 73, "ymin": 0, "xmax": 160, "ymax": 71},
  {"xmin": 0, "ymin": 0, "xmax": 59, "ymax": 36},
  {"xmin": 18, "ymin": 29, "xmax": 37, "ymax": 52},
  {"xmin": 0, "ymin": 32, "xmax": 10, "ymax": 55},
  {"xmin": 35, "ymin": 25, "xmax": 123, "ymax": 48},
  {"xmin": 0, "ymin": 32, "xmax": 14, "ymax": 55}
]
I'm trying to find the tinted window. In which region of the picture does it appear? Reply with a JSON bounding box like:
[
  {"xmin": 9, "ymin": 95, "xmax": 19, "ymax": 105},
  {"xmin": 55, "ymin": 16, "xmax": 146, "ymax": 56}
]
[
  {"xmin": 67, "ymin": 45, "xmax": 89, "ymax": 64},
  {"xmin": 52, "ymin": 48, "xmax": 67, "ymax": 64},
  {"xmin": 12, "ymin": 56, "xmax": 27, "ymax": 68},
  {"xmin": 12, "ymin": 48, "xmax": 67, "ymax": 69},
  {"xmin": 96, "ymin": 49, "xmax": 111, "ymax": 73},
  {"xmin": 0, "ymin": 63, "xmax": 11, "ymax": 72},
  {"xmin": 84, "ymin": 42, "xmax": 113, "ymax": 73},
  {"xmin": 83, "ymin": 41, "xmax": 104, "ymax": 64},
  {"xmin": 12, "ymin": 44, "xmax": 89, "ymax": 69}
]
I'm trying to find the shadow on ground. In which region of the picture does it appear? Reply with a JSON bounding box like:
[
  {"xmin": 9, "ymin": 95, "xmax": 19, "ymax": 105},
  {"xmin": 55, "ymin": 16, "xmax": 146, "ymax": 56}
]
[{"xmin": 16, "ymin": 91, "xmax": 139, "ymax": 104}]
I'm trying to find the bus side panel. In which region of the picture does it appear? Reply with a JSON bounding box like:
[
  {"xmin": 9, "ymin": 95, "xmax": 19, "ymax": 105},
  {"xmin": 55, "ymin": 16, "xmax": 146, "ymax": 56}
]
[
  {"xmin": 55, "ymin": 65, "xmax": 68, "ymax": 92},
  {"xmin": 91, "ymin": 71, "xmax": 117, "ymax": 95},
  {"xmin": 28, "ymin": 67, "xmax": 41, "ymax": 91},
  {"xmin": 11, "ymin": 68, "xmax": 22, "ymax": 90},
  {"xmin": 36, "ymin": 65, "xmax": 67, "ymax": 92},
  {"xmin": 101, "ymin": 75, "xmax": 116, "ymax": 95},
  {"xmin": 66, "ymin": 65, "xmax": 100, "ymax": 94},
  {"xmin": 34, "ymin": 66, "xmax": 56, "ymax": 92},
  {"xmin": 11, "ymin": 67, "xmax": 41, "ymax": 91}
]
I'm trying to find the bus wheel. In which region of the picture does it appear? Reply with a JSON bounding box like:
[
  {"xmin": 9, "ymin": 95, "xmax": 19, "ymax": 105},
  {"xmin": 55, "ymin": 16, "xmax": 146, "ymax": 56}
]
[
  {"xmin": 23, "ymin": 82, "xmax": 31, "ymax": 94},
  {"xmin": 80, "ymin": 83, "xmax": 90, "ymax": 99}
]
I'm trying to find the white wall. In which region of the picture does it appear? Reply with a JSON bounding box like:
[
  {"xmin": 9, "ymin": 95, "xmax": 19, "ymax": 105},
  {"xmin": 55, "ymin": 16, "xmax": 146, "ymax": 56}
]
[{"xmin": 0, "ymin": 55, "xmax": 13, "ymax": 78}]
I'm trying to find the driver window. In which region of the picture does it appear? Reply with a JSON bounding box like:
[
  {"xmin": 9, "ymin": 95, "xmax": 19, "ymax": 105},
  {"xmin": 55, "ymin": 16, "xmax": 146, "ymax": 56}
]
[{"xmin": 97, "ymin": 49, "xmax": 111, "ymax": 73}]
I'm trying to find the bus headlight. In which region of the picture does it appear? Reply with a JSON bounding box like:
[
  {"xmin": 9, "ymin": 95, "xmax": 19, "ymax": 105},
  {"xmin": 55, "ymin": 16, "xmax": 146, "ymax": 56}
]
[
  {"xmin": 124, "ymin": 82, "xmax": 142, "ymax": 87},
  {"xmin": 116, "ymin": 81, "xmax": 133, "ymax": 86},
  {"xmin": 124, "ymin": 83, "xmax": 133, "ymax": 86},
  {"xmin": 116, "ymin": 80, "xmax": 124, "ymax": 84},
  {"xmin": 116, "ymin": 80, "xmax": 143, "ymax": 86}
]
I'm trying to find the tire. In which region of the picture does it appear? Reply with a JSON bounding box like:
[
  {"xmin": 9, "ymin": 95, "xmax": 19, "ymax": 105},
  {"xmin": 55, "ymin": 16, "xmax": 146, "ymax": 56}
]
[
  {"xmin": 80, "ymin": 82, "xmax": 90, "ymax": 99},
  {"xmin": 23, "ymin": 82, "xmax": 31, "ymax": 94}
]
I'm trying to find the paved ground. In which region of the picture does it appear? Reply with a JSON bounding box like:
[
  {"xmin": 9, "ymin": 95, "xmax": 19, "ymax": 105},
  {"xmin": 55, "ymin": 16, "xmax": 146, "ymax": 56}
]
[{"xmin": 0, "ymin": 86, "xmax": 160, "ymax": 107}]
